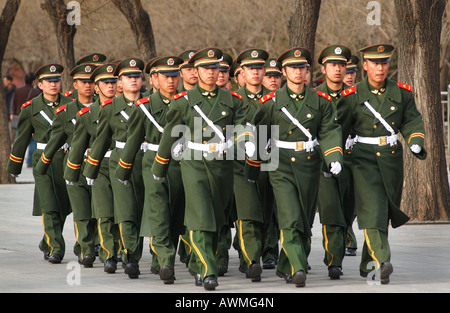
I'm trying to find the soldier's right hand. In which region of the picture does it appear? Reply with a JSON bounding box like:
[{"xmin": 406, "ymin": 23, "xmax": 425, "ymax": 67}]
[
  {"xmin": 86, "ymin": 178, "xmax": 95, "ymax": 186},
  {"xmin": 65, "ymin": 180, "xmax": 74, "ymax": 186},
  {"xmin": 153, "ymin": 174, "xmax": 160, "ymax": 181},
  {"xmin": 118, "ymin": 178, "xmax": 128, "ymax": 185}
]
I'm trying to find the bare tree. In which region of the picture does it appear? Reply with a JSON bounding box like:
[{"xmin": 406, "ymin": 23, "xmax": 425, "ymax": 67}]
[
  {"xmin": 111, "ymin": 0, "xmax": 157, "ymax": 61},
  {"xmin": 41, "ymin": 0, "xmax": 76, "ymax": 93},
  {"xmin": 394, "ymin": 0, "xmax": 450, "ymax": 221},
  {"xmin": 0, "ymin": 0, "xmax": 21, "ymax": 184}
]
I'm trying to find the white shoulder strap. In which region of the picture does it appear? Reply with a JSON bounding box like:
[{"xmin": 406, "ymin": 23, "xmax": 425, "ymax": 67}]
[
  {"xmin": 139, "ymin": 104, "xmax": 164, "ymax": 133},
  {"xmin": 280, "ymin": 107, "xmax": 313, "ymax": 140},
  {"xmin": 363, "ymin": 101, "xmax": 395, "ymax": 135},
  {"xmin": 39, "ymin": 110, "xmax": 53, "ymax": 126},
  {"xmin": 193, "ymin": 105, "xmax": 226, "ymax": 142},
  {"xmin": 120, "ymin": 110, "xmax": 129, "ymax": 121}
]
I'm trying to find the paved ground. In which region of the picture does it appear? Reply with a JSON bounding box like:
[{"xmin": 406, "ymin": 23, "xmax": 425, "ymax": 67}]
[{"xmin": 1, "ymin": 166, "xmax": 450, "ymax": 295}]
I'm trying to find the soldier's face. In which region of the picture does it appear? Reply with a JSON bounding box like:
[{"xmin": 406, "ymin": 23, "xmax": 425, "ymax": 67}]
[
  {"xmin": 263, "ymin": 75, "xmax": 281, "ymax": 91},
  {"xmin": 157, "ymin": 73, "xmax": 180, "ymax": 95},
  {"xmin": 217, "ymin": 70, "xmax": 230, "ymax": 88},
  {"xmin": 242, "ymin": 67, "xmax": 266, "ymax": 87},
  {"xmin": 97, "ymin": 81, "xmax": 117, "ymax": 98},
  {"xmin": 322, "ymin": 62, "xmax": 346, "ymax": 84},
  {"xmin": 234, "ymin": 71, "xmax": 246, "ymax": 88},
  {"xmin": 73, "ymin": 80, "xmax": 94, "ymax": 98},
  {"xmin": 38, "ymin": 80, "xmax": 61, "ymax": 97},
  {"xmin": 120, "ymin": 75, "xmax": 143, "ymax": 93},
  {"xmin": 344, "ymin": 72, "xmax": 357, "ymax": 86},
  {"xmin": 180, "ymin": 67, "xmax": 198, "ymax": 86},
  {"xmin": 363, "ymin": 60, "xmax": 389, "ymax": 86},
  {"xmin": 283, "ymin": 66, "xmax": 307, "ymax": 85},
  {"xmin": 151, "ymin": 73, "xmax": 160, "ymax": 90},
  {"xmin": 196, "ymin": 66, "xmax": 219, "ymax": 89}
]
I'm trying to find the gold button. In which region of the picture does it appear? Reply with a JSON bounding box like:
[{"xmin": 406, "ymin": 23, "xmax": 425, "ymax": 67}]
[
  {"xmin": 203, "ymin": 141, "xmax": 207, "ymax": 144},
  {"xmin": 347, "ymin": 151, "xmax": 352, "ymax": 155},
  {"xmin": 392, "ymin": 151, "xmax": 395, "ymax": 154},
  {"xmin": 373, "ymin": 125, "xmax": 377, "ymax": 129},
  {"xmin": 222, "ymin": 111, "xmax": 227, "ymax": 116},
  {"xmin": 307, "ymin": 114, "xmax": 312, "ymax": 118},
  {"xmin": 307, "ymin": 156, "xmax": 311, "ymax": 160},
  {"xmin": 392, "ymin": 122, "xmax": 395, "ymax": 126},
  {"xmin": 291, "ymin": 157, "xmax": 296, "ymax": 162},
  {"xmin": 203, "ymin": 127, "xmax": 206, "ymax": 131},
  {"xmin": 376, "ymin": 152, "xmax": 381, "ymax": 157},
  {"xmin": 391, "ymin": 106, "xmax": 395, "ymax": 111},
  {"xmin": 288, "ymin": 130, "xmax": 293, "ymax": 135},
  {"xmin": 223, "ymin": 127, "xmax": 226, "ymax": 131}
]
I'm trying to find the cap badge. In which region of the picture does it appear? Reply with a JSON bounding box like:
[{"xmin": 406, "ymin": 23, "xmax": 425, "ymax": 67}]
[
  {"xmin": 107, "ymin": 66, "xmax": 114, "ymax": 73},
  {"xmin": 294, "ymin": 50, "xmax": 301, "ymax": 58},
  {"xmin": 189, "ymin": 52, "xmax": 195, "ymax": 59},
  {"xmin": 85, "ymin": 66, "xmax": 92, "ymax": 73},
  {"xmin": 93, "ymin": 55, "xmax": 99, "ymax": 62},
  {"xmin": 270, "ymin": 60, "xmax": 277, "ymax": 67},
  {"xmin": 251, "ymin": 50, "xmax": 259, "ymax": 58},
  {"xmin": 207, "ymin": 50, "xmax": 215, "ymax": 58},
  {"xmin": 335, "ymin": 47, "xmax": 342, "ymax": 55},
  {"xmin": 50, "ymin": 65, "xmax": 57, "ymax": 73},
  {"xmin": 167, "ymin": 58, "xmax": 174, "ymax": 66},
  {"xmin": 378, "ymin": 46, "xmax": 385, "ymax": 53},
  {"xmin": 130, "ymin": 59, "xmax": 137, "ymax": 67}
]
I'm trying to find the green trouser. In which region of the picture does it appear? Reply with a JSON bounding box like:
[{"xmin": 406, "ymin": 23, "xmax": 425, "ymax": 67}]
[
  {"xmin": 237, "ymin": 220, "xmax": 262, "ymax": 270},
  {"xmin": 360, "ymin": 228, "xmax": 390, "ymax": 273},
  {"xmin": 150, "ymin": 236, "xmax": 176, "ymax": 270},
  {"xmin": 215, "ymin": 224, "xmax": 231, "ymax": 268},
  {"xmin": 67, "ymin": 179, "xmax": 96, "ymax": 258},
  {"xmin": 261, "ymin": 212, "xmax": 279, "ymax": 263},
  {"xmin": 40, "ymin": 212, "xmax": 66, "ymax": 258},
  {"xmin": 97, "ymin": 217, "xmax": 120, "ymax": 262},
  {"xmin": 179, "ymin": 232, "xmax": 191, "ymax": 260},
  {"xmin": 189, "ymin": 230, "xmax": 218, "ymax": 279},
  {"xmin": 346, "ymin": 224, "xmax": 358, "ymax": 249},
  {"xmin": 322, "ymin": 224, "xmax": 346, "ymax": 267},
  {"xmin": 278, "ymin": 228, "xmax": 308, "ymax": 275}
]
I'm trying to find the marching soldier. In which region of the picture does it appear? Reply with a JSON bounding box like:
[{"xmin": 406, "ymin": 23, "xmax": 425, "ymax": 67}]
[
  {"xmin": 152, "ymin": 48, "xmax": 248, "ymax": 290},
  {"xmin": 217, "ymin": 52, "xmax": 233, "ymax": 90},
  {"xmin": 63, "ymin": 64, "xmax": 120, "ymax": 273},
  {"xmin": 35, "ymin": 64, "xmax": 98, "ymax": 267},
  {"xmin": 316, "ymin": 45, "xmax": 354, "ymax": 279},
  {"xmin": 247, "ymin": 47, "xmax": 343, "ymax": 287},
  {"xmin": 115, "ymin": 56, "xmax": 185, "ymax": 284},
  {"xmin": 234, "ymin": 48, "xmax": 272, "ymax": 282},
  {"xmin": 83, "ymin": 58, "xmax": 146, "ymax": 279},
  {"xmin": 178, "ymin": 50, "xmax": 198, "ymax": 92},
  {"xmin": 64, "ymin": 53, "xmax": 107, "ymax": 100},
  {"xmin": 142, "ymin": 57, "xmax": 159, "ymax": 97},
  {"xmin": 7, "ymin": 64, "xmax": 72, "ymax": 263},
  {"xmin": 344, "ymin": 54, "xmax": 360, "ymax": 257},
  {"xmin": 262, "ymin": 58, "xmax": 283, "ymax": 92},
  {"xmin": 342, "ymin": 44, "xmax": 426, "ymax": 284},
  {"xmin": 230, "ymin": 60, "xmax": 245, "ymax": 90}
]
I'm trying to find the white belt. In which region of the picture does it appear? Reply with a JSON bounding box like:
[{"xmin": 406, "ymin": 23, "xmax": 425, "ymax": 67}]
[
  {"xmin": 115, "ymin": 140, "xmax": 147, "ymax": 151},
  {"xmin": 273, "ymin": 138, "xmax": 319, "ymax": 152},
  {"xmin": 37, "ymin": 143, "xmax": 69, "ymax": 151},
  {"xmin": 141, "ymin": 142, "xmax": 159, "ymax": 152},
  {"xmin": 355, "ymin": 133, "xmax": 398, "ymax": 146},
  {"xmin": 187, "ymin": 140, "xmax": 232, "ymax": 153}
]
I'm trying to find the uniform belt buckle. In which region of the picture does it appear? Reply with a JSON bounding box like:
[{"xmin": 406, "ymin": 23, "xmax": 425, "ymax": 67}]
[
  {"xmin": 379, "ymin": 136, "xmax": 387, "ymax": 146},
  {"xmin": 296, "ymin": 141, "xmax": 304, "ymax": 151},
  {"xmin": 209, "ymin": 143, "xmax": 217, "ymax": 153}
]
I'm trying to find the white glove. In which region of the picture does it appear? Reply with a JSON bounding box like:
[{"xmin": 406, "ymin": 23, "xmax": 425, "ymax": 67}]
[
  {"xmin": 10, "ymin": 174, "xmax": 18, "ymax": 178},
  {"xmin": 248, "ymin": 179, "xmax": 256, "ymax": 184},
  {"xmin": 245, "ymin": 142, "xmax": 256, "ymax": 158},
  {"xmin": 410, "ymin": 144, "xmax": 422, "ymax": 154},
  {"xmin": 330, "ymin": 161, "xmax": 342, "ymax": 175},
  {"xmin": 153, "ymin": 174, "xmax": 160, "ymax": 181},
  {"xmin": 65, "ymin": 180, "xmax": 74, "ymax": 186},
  {"xmin": 118, "ymin": 179, "xmax": 128, "ymax": 185},
  {"xmin": 86, "ymin": 178, "xmax": 95, "ymax": 186}
]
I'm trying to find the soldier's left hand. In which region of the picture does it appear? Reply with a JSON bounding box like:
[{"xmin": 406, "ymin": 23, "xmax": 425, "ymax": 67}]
[
  {"xmin": 118, "ymin": 178, "xmax": 128, "ymax": 185},
  {"xmin": 86, "ymin": 178, "xmax": 95, "ymax": 186},
  {"xmin": 245, "ymin": 142, "xmax": 256, "ymax": 158},
  {"xmin": 330, "ymin": 161, "xmax": 342, "ymax": 175},
  {"xmin": 410, "ymin": 144, "xmax": 422, "ymax": 154}
]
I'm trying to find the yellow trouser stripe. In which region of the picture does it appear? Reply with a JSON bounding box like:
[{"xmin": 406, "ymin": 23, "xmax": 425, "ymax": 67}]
[
  {"xmin": 280, "ymin": 229, "xmax": 294, "ymax": 275},
  {"xmin": 98, "ymin": 218, "xmax": 110, "ymax": 260},
  {"xmin": 179, "ymin": 235, "xmax": 192, "ymax": 254},
  {"xmin": 323, "ymin": 225, "xmax": 334, "ymax": 266},
  {"xmin": 74, "ymin": 221, "xmax": 83, "ymax": 259},
  {"xmin": 150, "ymin": 237, "xmax": 158, "ymax": 256},
  {"xmin": 238, "ymin": 220, "xmax": 252, "ymax": 265},
  {"xmin": 42, "ymin": 214, "xmax": 53, "ymax": 255},
  {"xmin": 364, "ymin": 229, "xmax": 380, "ymax": 269},
  {"xmin": 189, "ymin": 230, "xmax": 208, "ymax": 278},
  {"xmin": 119, "ymin": 223, "xmax": 128, "ymax": 255}
]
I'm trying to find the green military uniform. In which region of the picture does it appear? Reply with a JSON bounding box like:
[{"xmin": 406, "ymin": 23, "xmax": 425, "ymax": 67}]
[
  {"xmin": 342, "ymin": 44, "xmax": 426, "ymax": 284},
  {"xmin": 83, "ymin": 58, "xmax": 145, "ymax": 278},
  {"xmin": 64, "ymin": 64, "xmax": 120, "ymax": 273},
  {"xmin": 344, "ymin": 55, "xmax": 360, "ymax": 256},
  {"xmin": 247, "ymin": 48, "xmax": 343, "ymax": 287},
  {"xmin": 316, "ymin": 45, "xmax": 355, "ymax": 279},
  {"xmin": 7, "ymin": 64, "xmax": 72, "ymax": 263},
  {"xmin": 142, "ymin": 57, "xmax": 159, "ymax": 97},
  {"xmin": 152, "ymin": 48, "xmax": 248, "ymax": 290},
  {"xmin": 233, "ymin": 49, "xmax": 273, "ymax": 282},
  {"xmin": 115, "ymin": 56, "xmax": 186, "ymax": 284},
  {"xmin": 177, "ymin": 50, "xmax": 197, "ymax": 94},
  {"xmin": 35, "ymin": 64, "xmax": 99, "ymax": 267}
]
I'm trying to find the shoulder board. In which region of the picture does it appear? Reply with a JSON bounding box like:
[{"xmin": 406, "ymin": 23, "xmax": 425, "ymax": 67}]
[
  {"xmin": 230, "ymin": 90, "xmax": 243, "ymax": 100},
  {"xmin": 136, "ymin": 97, "xmax": 150, "ymax": 106},
  {"xmin": 342, "ymin": 86, "xmax": 356, "ymax": 97},
  {"xmin": 101, "ymin": 98, "xmax": 113, "ymax": 108},
  {"xmin": 260, "ymin": 91, "xmax": 276, "ymax": 104},
  {"xmin": 173, "ymin": 91, "xmax": 187, "ymax": 100},
  {"xmin": 22, "ymin": 100, "xmax": 32, "ymax": 108},
  {"xmin": 64, "ymin": 90, "xmax": 73, "ymax": 97},
  {"xmin": 55, "ymin": 105, "xmax": 66, "ymax": 114},
  {"xmin": 397, "ymin": 82, "xmax": 412, "ymax": 91},
  {"xmin": 78, "ymin": 106, "xmax": 90, "ymax": 116},
  {"xmin": 317, "ymin": 90, "xmax": 332, "ymax": 101}
]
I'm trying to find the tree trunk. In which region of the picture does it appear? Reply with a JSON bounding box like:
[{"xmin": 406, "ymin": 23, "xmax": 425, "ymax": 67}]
[
  {"xmin": 111, "ymin": 0, "xmax": 157, "ymax": 61},
  {"xmin": 0, "ymin": 0, "xmax": 21, "ymax": 184},
  {"xmin": 394, "ymin": 0, "xmax": 450, "ymax": 221},
  {"xmin": 41, "ymin": 0, "xmax": 76, "ymax": 93},
  {"xmin": 287, "ymin": 0, "xmax": 321, "ymax": 70}
]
